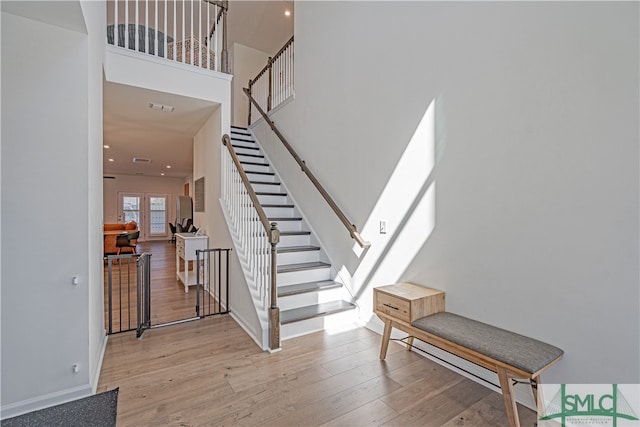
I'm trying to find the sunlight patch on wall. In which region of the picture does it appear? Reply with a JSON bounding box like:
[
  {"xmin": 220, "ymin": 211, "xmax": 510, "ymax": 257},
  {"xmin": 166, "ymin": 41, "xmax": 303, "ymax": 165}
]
[
  {"xmin": 351, "ymin": 98, "xmax": 436, "ymax": 277},
  {"xmin": 367, "ymin": 181, "xmax": 436, "ymax": 285},
  {"xmin": 329, "ymin": 98, "xmax": 440, "ymax": 325}
]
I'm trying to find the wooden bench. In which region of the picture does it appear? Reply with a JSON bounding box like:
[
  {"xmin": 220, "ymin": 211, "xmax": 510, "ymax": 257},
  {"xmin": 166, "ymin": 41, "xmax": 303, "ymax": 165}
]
[{"xmin": 374, "ymin": 283, "xmax": 563, "ymax": 427}]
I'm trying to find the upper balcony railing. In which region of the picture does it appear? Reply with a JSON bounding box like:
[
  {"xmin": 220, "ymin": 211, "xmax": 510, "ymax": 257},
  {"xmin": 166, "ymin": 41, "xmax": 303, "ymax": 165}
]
[
  {"xmin": 248, "ymin": 36, "xmax": 294, "ymax": 125},
  {"xmin": 107, "ymin": 0, "xmax": 229, "ymax": 73}
]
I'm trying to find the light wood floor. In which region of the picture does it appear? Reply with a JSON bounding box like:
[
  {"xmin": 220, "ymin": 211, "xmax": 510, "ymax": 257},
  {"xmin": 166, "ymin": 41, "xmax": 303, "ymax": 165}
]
[{"xmin": 98, "ymin": 319, "xmax": 537, "ymax": 426}]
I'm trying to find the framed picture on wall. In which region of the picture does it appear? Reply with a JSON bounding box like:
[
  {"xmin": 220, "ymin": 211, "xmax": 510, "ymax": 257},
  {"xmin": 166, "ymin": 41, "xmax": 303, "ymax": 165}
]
[{"xmin": 194, "ymin": 177, "xmax": 205, "ymax": 212}]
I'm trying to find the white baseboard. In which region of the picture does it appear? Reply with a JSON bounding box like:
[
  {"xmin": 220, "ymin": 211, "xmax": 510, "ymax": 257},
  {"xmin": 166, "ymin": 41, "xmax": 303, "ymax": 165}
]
[
  {"xmin": 0, "ymin": 384, "xmax": 93, "ymax": 420},
  {"xmin": 91, "ymin": 332, "xmax": 109, "ymax": 393},
  {"xmin": 229, "ymin": 311, "xmax": 267, "ymax": 351}
]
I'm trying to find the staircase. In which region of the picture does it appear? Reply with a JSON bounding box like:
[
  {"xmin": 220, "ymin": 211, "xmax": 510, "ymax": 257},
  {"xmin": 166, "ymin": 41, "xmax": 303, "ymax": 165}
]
[{"xmin": 227, "ymin": 125, "xmax": 357, "ymax": 340}]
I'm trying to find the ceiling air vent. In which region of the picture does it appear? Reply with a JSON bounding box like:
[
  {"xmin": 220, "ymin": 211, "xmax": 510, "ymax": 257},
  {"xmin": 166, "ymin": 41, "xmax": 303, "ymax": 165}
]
[{"xmin": 132, "ymin": 157, "xmax": 151, "ymax": 164}]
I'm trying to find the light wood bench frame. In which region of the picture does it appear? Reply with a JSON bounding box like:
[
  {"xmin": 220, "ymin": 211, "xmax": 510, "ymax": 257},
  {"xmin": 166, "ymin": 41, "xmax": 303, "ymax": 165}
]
[{"xmin": 378, "ymin": 314, "xmax": 563, "ymax": 427}]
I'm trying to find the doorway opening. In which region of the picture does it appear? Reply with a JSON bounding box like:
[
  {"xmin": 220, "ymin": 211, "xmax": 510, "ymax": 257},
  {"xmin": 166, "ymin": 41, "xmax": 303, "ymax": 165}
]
[{"xmin": 104, "ymin": 241, "xmax": 230, "ymax": 335}]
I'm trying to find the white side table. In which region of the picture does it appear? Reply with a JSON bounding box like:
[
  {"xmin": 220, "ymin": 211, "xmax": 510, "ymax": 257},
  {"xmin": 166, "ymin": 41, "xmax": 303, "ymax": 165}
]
[{"xmin": 175, "ymin": 233, "xmax": 208, "ymax": 293}]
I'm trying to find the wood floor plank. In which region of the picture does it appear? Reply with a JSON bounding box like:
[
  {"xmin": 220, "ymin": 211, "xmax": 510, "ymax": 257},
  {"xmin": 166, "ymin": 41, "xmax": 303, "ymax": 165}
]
[
  {"xmin": 319, "ymin": 398, "xmax": 399, "ymax": 426},
  {"xmin": 264, "ymin": 374, "xmax": 403, "ymax": 426},
  {"xmin": 441, "ymin": 392, "xmax": 538, "ymax": 427},
  {"xmin": 384, "ymin": 379, "xmax": 492, "ymax": 426}
]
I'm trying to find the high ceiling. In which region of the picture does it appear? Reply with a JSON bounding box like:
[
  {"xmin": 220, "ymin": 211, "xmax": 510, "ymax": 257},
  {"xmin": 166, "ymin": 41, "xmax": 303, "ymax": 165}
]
[{"xmin": 103, "ymin": 0, "xmax": 294, "ymax": 179}]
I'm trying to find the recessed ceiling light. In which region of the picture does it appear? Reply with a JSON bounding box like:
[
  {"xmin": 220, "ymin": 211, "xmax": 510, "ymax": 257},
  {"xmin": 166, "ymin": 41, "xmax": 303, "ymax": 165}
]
[
  {"xmin": 108, "ymin": 158, "xmax": 114, "ymax": 162},
  {"xmin": 161, "ymin": 173, "xmax": 165, "ymax": 176},
  {"xmin": 103, "ymin": 144, "xmax": 110, "ymax": 149},
  {"xmin": 284, "ymin": 9, "xmax": 291, "ymax": 16},
  {"xmin": 149, "ymin": 102, "xmax": 175, "ymax": 112},
  {"xmin": 166, "ymin": 165, "xmax": 171, "ymax": 169}
]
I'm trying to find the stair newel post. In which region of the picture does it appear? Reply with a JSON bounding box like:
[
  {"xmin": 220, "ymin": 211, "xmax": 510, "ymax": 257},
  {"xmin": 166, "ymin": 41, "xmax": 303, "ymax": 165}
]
[
  {"xmin": 267, "ymin": 57, "xmax": 273, "ymax": 112},
  {"xmin": 268, "ymin": 222, "xmax": 281, "ymax": 350},
  {"xmin": 221, "ymin": 0, "xmax": 229, "ymax": 73}
]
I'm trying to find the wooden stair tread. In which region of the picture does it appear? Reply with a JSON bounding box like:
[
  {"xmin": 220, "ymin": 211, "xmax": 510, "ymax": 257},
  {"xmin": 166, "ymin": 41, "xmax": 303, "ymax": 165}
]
[
  {"xmin": 269, "ymin": 217, "xmax": 302, "ymax": 222},
  {"xmin": 250, "ymin": 180, "xmax": 280, "ymax": 186},
  {"xmin": 238, "ymin": 153, "xmax": 265, "ymax": 159},
  {"xmin": 277, "ymin": 261, "xmax": 329, "ymax": 273},
  {"xmin": 245, "ymin": 171, "xmax": 275, "ymax": 176},
  {"xmin": 278, "ymin": 280, "xmax": 342, "ymax": 297},
  {"xmin": 279, "ymin": 231, "xmax": 311, "ymax": 236},
  {"xmin": 277, "ymin": 245, "xmax": 320, "ymax": 253},
  {"xmin": 256, "ymin": 192, "xmax": 287, "ymax": 196},
  {"xmin": 281, "ymin": 300, "xmax": 356, "ymax": 324},
  {"xmin": 240, "ymin": 160, "xmax": 269, "ymax": 166},
  {"xmin": 262, "ymin": 203, "xmax": 294, "ymax": 208},
  {"xmin": 231, "ymin": 143, "xmax": 259, "ymax": 150}
]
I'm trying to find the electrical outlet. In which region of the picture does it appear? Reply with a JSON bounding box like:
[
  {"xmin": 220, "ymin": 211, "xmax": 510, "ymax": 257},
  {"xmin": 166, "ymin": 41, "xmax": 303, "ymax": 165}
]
[
  {"xmin": 380, "ymin": 220, "xmax": 387, "ymax": 234},
  {"xmin": 72, "ymin": 363, "xmax": 79, "ymax": 373}
]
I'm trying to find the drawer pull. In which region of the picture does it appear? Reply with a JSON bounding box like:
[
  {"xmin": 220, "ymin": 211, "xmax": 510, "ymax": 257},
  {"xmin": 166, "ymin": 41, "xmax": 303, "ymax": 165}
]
[{"xmin": 383, "ymin": 303, "xmax": 399, "ymax": 310}]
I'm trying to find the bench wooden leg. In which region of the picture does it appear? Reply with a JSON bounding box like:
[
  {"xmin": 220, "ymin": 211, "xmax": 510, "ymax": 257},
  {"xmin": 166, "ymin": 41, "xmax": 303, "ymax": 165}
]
[
  {"xmin": 406, "ymin": 336, "xmax": 414, "ymax": 351},
  {"xmin": 380, "ymin": 318, "xmax": 392, "ymax": 360},
  {"xmin": 497, "ymin": 366, "xmax": 521, "ymax": 427},
  {"xmin": 531, "ymin": 376, "xmax": 539, "ymax": 408}
]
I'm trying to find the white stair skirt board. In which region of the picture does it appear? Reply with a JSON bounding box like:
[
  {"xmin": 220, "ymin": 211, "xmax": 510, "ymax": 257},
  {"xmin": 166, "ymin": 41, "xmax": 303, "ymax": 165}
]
[{"xmin": 227, "ymin": 127, "xmax": 356, "ymax": 341}]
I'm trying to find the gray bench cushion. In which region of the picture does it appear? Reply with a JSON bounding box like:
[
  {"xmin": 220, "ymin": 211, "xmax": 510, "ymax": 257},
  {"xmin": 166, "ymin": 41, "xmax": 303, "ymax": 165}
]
[{"xmin": 412, "ymin": 312, "xmax": 563, "ymax": 375}]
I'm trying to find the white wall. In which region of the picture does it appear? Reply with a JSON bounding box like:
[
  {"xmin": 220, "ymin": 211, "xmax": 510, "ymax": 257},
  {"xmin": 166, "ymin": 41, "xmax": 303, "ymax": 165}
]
[
  {"xmin": 105, "ymin": 44, "xmax": 232, "ymax": 105},
  {"xmin": 1, "ymin": 6, "xmax": 100, "ymax": 416},
  {"xmin": 230, "ymin": 43, "xmax": 270, "ymax": 127},
  {"xmin": 103, "ymin": 174, "xmax": 186, "ymax": 240},
  {"xmin": 193, "ymin": 105, "xmax": 263, "ymax": 346},
  {"xmin": 252, "ymin": 1, "xmax": 639, "ymax": 385},
  {"xmin": 80, "ymin": 0, "xmax": 108, "ymax": 395}
]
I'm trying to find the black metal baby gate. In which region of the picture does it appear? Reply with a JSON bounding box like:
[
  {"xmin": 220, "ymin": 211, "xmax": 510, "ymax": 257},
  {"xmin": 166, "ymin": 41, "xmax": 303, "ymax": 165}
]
[
  {"xmin": 105, "ymin": 253, "xmax": 151, "ymax": 337},
  {"xmin": 195, "ymin": 248, "xmax": 231, "ymax": 318},
  {"xmin": 105, "ymin": 249, "xmax": 230, "ymax": 337}
]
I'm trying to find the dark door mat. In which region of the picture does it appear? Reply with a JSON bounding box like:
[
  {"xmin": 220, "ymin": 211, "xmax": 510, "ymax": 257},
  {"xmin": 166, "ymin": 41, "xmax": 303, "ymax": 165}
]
[{"xmin": 2, "ymin": 388, "xmax": 118, "ymax": 427}]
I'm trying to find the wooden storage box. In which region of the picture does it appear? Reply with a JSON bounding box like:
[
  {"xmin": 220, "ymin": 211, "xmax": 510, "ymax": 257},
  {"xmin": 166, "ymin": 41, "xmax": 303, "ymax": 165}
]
[{"xmin": 374, "ymin": 282, "xmax": 445, "ymax": 323}]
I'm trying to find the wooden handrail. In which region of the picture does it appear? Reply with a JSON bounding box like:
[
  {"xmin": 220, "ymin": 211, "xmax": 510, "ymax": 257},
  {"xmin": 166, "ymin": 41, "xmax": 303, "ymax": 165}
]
[
  {"xmin": 206, "ymin": 4, "xmax": 225, "ymax": 43},
  {"xmin": 248, "ymin": 36, "xmax": 295, "ymax": 90},
  {"xmin": 222, "ymin": 134, "xmax": 277, "ymax": 239},
  {"xmin": 242, "ymin": 88, "xmax": 371, "ymax": 249},
  {"xmin": 222, "ymin": 134, "xmax": 280, "ymax": 350}
]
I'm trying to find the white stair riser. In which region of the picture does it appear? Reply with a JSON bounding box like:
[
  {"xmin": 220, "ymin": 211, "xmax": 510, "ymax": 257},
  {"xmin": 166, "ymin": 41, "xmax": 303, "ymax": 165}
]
[
  {"xmin": 270, "ymin": 220, "xmax": 302, "ymax": 232},
  {"xmin": 277, "ymin": 249, "xmax": 319, "ymax": 265},
  {"xmin": 238, "ymin": 154, "xmax": 267, "ymax": 164},
  {"xmin": 278, "ymin": 233, "xmax": 310, "ymax": 247},
  {"xmin": 230, "ymin": 139, "xmax": 256, "ymax": 147},
  {"xmin": 233, "ymin": 147, "xmax": 260, "ymax": 156},
  {"xmin": 263, "ymin": 206, "xmax": 296, "ymax": 217},
  {"xmin": 251, "ymin": 183, "xmax": 282, "ymax": 193},
  {"xmin": 257, "ymin": 194, "xmax": 289, "ymax": 205},
  {"xmin": 277, "ymin": 287, "xmax": 345, "ymax": 311},
  {"xmin": 277, "ymin": 267, "xmax": 330, "ymax": 286},
  {"xmin": 231, "ymin": 139, "xmax": 256, "ymax": 147},
  {"xmin": 280, "ymin": 309, "xmax": 357, "ymax": 341},
  {"xmin": 242, "ymin": 163, "xmax": 272, "ymax": 174},
  {"xmin": 245, "ymin": 172, "xmax": 277, "ymax": 182}
]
